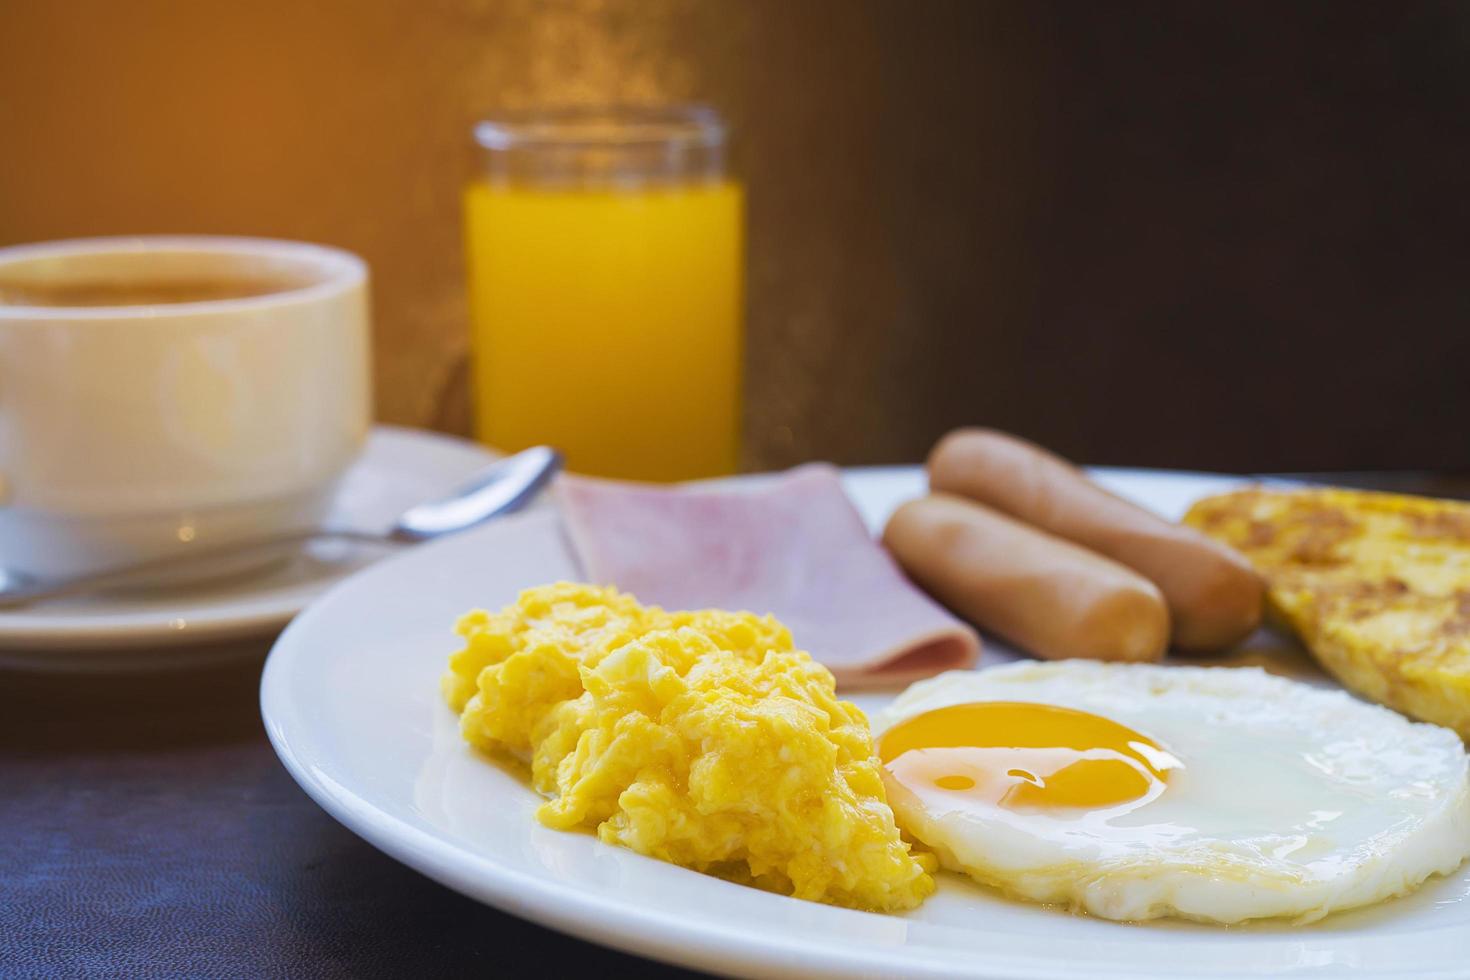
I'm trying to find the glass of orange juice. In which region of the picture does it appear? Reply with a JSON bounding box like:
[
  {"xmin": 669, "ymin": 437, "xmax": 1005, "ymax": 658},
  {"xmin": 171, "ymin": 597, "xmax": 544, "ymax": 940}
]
[{"xmin": 464, "ymin": 106, "xmax": 742, "ymax": 481}]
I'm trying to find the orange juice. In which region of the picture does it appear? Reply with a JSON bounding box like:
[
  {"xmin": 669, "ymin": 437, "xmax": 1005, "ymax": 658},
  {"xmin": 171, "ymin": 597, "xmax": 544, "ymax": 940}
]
[{"xmin": 464, "ymin": 180, "xmax": 743, "ymax": 482}]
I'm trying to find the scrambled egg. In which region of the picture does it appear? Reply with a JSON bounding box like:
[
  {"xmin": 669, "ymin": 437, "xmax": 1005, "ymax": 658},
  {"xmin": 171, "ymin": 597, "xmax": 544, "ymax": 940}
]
[{"xmin": 442, "ymin": 582, "xmax": 935, "ymax": 911}]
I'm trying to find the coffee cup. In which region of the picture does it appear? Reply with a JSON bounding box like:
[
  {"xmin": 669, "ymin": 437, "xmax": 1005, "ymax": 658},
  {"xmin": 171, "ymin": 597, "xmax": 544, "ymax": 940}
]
[{"xmin": 0, "ymin": 236, "xmax": 371, "ymax": 581}]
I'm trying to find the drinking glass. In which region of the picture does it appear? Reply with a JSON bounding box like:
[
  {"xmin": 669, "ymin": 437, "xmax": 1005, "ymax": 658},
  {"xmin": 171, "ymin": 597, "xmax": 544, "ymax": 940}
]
[{"xmin": 465, "ymin": 106, "xmax": 742, "ymax": 481}]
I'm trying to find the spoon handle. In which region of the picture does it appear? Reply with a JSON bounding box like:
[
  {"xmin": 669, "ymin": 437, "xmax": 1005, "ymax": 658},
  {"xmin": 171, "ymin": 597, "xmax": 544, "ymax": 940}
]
[
  {"xmin": 0, "ymin": 529, "xmax": 398, "ymax": 609},
  {"xmin": 0, "ymin": 445, "xmax": 563, "ymax": 609}
]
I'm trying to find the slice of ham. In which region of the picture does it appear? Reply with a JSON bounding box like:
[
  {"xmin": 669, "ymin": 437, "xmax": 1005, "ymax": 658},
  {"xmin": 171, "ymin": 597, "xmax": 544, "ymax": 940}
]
[{"xmin": 555, "ymin": 463, "xmax": 980, "ymax": 688}]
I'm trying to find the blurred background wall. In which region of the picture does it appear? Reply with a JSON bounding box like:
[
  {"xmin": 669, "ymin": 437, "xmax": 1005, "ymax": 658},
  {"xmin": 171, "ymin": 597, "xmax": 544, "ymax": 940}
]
[{"xmin": 2, "ymin": 0, "xmax": 1465, "ymax": 473}]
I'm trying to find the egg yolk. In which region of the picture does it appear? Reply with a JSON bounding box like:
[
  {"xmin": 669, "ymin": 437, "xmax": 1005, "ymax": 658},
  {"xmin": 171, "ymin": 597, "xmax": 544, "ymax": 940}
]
[{"xmin": 878, "ymin": 702, "xmax": 1179, "ymax": 811}]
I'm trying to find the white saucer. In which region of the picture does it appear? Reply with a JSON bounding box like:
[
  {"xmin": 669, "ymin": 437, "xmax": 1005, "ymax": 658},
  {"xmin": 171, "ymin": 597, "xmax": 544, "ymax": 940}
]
[{"xmin": 0, "ymin": 425, "xmax": 499, "ymax": 671}]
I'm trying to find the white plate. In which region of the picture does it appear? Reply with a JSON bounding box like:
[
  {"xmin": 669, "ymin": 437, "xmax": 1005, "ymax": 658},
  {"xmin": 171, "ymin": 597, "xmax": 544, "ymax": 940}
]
[
  {"xmin": 261, "ymin": 468, "xmax": 1470, "ymax": 979},
  {"xmin": 0, "ymin": 426, "xmax": 498, "ymax": 670}
]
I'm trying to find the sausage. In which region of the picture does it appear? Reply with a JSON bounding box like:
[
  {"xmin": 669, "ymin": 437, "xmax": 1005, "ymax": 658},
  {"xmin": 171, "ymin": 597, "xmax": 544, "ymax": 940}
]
[
  {"xmin": 883, "ymin": 494, "xmax": 1170, "ymax": 663},
  {"xmin": 927, "ymin": 428, "xmax": 1264, "ymax": 651}
]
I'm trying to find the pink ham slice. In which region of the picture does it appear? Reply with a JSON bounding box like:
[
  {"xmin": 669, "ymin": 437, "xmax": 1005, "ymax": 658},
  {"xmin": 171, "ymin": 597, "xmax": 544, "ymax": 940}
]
[{"xmin": 555, "ymin": 463, "xmax": 980, "ymax": 688}]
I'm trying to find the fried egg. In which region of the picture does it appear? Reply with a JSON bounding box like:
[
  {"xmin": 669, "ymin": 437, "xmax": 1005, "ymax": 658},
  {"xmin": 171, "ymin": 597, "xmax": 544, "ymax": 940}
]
[{"xmin": 874, "ymin": 661, "xmax": 1470, "ymax": 924}]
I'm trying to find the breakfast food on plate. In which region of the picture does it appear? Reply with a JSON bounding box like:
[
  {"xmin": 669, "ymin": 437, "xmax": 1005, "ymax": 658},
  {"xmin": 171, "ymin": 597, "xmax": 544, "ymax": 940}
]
[
  {"xmin": 928, "ymin": 428, "xmax": 1264, "ymax": 650},
  {"xmin": 555, "ymin": 464, "xmax": 980, "ymax": 688},
  {"xmin": 442, "ymin": 582, "xmax": 936, "ymax": 911},
  {"xmin": 883, "ymin": 494, "xmax": 1170, "ymax": 663},
  {"xmin": 874, "ymin": 661, "xmax": 1470, "ymax": 924},
  {"xmin": 1185, "ymin": 487, "xmax": 1470, "ymax": 736}
]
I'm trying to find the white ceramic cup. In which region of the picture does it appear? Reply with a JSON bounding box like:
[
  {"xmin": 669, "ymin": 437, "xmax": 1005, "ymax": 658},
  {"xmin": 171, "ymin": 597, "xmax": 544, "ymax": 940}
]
[{"xmin": 0, "ymin": 236, "xmax": 372, "ymax": 580}]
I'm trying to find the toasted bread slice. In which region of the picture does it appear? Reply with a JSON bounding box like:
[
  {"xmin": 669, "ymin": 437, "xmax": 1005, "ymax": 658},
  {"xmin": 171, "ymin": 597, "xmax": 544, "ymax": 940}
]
[{"xmin": 1184, "ymin": 487, "xmax": 1470, "ymax": 737}]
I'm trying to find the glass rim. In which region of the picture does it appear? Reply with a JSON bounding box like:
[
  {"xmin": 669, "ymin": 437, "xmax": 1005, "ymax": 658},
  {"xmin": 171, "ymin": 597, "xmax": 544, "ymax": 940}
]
[{"xmin": 473, "ymin": 104, "xmax": 725, "ymax": 152}]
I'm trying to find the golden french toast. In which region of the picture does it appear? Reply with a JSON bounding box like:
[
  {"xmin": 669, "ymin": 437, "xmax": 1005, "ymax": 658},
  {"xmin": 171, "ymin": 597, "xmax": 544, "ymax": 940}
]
[{"xmin": 1184, "ymin": 487, "xmax": 1470, "ymax": 737}]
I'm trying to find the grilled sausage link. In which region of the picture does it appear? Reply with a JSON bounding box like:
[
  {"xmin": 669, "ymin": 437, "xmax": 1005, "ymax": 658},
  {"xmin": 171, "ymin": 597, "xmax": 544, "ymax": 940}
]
[
  {"xmin": 884, "ymin": 493, "xmax": 1171, "ymax": 663},
  {"xmin": 928, "ymin": 428, "xmax": 1263, "ymax": 651}
]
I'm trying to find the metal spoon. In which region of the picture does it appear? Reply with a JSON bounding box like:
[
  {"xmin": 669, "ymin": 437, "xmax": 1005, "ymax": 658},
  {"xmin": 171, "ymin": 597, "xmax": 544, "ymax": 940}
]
[{"xmin": 0, "ymin": 445, "xmax": 562, "ymax": 609}]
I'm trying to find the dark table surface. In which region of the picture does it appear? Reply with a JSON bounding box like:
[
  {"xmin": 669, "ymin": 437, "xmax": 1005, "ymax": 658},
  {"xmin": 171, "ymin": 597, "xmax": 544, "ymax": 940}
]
[{"xmin": 5, "ymin": 471, "xmax": 1467, "ymax": 980}]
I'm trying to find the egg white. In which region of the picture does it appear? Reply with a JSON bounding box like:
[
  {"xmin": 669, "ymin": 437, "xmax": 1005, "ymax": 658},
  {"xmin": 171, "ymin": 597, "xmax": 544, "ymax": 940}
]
[{"xmin": 874, "ymin": 661, "xmax": 1470, "ymax": 924}]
